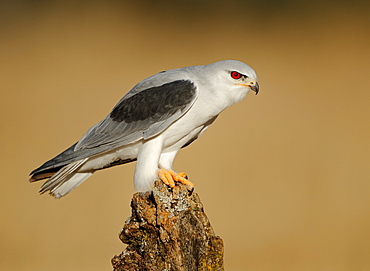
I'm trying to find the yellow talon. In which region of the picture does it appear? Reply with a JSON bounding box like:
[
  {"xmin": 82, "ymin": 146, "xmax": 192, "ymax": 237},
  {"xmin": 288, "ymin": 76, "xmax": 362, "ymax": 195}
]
[
  {"xmin": 178, "ymin": 172, "xmax": 188, "ymax": 179},
  {"xmin": 158, "ymin": 169, "xmax": 194, "ymax": 188},
  {"xmin": 158, "ymin": 169, "xmax": 175, "ymax": 188}
]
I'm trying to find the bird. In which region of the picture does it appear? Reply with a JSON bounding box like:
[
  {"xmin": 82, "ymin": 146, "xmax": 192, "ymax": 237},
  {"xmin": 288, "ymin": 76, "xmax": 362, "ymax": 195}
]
[{"xmin": 29, "ymin": 60, "xmax": 259, "ymax": 198}]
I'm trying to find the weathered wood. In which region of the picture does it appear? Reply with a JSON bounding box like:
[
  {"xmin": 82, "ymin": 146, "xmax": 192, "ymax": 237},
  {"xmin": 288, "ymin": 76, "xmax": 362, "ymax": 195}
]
[{"xmin": 112, "ymin": 180, "xmax": 224, "ymax": 271}]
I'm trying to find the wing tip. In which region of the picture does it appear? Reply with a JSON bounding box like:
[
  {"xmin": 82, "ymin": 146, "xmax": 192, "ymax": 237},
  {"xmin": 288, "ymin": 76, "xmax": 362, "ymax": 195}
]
[{"xmin": 29, "ymin": 170, "xmax": 59, "ymax": 183}]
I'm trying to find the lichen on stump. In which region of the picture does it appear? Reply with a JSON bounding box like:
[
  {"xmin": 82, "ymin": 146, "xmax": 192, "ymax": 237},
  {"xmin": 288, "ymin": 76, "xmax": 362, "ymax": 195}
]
[{"xmin": 112, "ymin": 180, "xmax": 224, "ymax": 271}]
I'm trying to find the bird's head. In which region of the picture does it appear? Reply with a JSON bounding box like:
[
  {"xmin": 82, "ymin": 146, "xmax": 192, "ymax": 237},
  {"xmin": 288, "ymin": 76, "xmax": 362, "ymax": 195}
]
[{"xmin": 204, "ymin": 60, "xmax": 259, "ymax": 107}]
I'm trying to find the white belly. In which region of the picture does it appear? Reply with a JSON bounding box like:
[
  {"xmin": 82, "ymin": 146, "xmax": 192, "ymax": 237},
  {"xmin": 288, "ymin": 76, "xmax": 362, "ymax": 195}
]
[{"xmin": 79, "ymin": 141, "xmax": 142, "ymax": 171}]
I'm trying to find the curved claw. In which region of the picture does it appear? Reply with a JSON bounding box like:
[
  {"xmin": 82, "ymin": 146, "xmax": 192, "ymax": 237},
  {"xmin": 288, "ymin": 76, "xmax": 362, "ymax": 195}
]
[{"xmin": 178, "ymin": 172, "xmax": 188, "ymax": 179}]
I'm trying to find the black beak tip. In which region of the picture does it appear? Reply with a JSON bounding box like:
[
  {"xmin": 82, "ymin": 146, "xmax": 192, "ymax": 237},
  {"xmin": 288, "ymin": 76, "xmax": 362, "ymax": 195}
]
[{"xmin": 252, "ymin": 82, "xmax": 259, "ymax": 95}]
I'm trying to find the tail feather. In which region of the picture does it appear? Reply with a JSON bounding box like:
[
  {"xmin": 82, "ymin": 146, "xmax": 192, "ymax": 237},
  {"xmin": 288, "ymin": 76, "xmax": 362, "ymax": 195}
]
[
  {"xmin": 38, "ymin": 158, "xmax": 92, "ymax": 198},
  {"xmin": 49, "ymin": 172, "xmax": 93, "ymax": 199}
]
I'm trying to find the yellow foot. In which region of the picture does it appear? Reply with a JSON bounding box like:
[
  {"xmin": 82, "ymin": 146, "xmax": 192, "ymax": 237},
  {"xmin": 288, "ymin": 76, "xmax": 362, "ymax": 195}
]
[{"xmin": 158, "ymin": 169, "xmax": 194, "ymax": 188}]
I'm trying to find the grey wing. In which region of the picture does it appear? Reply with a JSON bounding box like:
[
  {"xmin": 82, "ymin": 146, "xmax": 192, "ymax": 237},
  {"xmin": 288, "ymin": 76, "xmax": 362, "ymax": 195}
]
[
  {"xmin": 75, "ymin": 79, "xmax": 198, "ymax": 151},
  {"xmin": 30, "ymin": 76, "xmax": 198, "ymax": 178}
]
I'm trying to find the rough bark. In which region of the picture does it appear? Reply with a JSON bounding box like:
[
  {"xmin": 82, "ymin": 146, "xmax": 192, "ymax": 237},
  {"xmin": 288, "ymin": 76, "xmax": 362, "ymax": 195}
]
[{"xmin": 112, "ymin": 180, "xmax": 224, "ymax": 271}]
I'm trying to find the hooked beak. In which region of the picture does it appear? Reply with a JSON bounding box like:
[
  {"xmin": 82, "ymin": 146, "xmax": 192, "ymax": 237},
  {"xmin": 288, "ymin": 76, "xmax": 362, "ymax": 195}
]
[
  {"xmin": 250, "ymin": 82, "xmax": 259, "ymax": 95},
  {"xmin": 236, "ymin": 82, "xmax": 259, "ymax": 95}
]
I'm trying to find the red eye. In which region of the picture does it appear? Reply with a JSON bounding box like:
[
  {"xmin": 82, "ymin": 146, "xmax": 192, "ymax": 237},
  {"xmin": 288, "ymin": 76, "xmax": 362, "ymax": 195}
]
[{"xmin": 231, "ymin": 71, "xmax": 242, "ymax": 79}]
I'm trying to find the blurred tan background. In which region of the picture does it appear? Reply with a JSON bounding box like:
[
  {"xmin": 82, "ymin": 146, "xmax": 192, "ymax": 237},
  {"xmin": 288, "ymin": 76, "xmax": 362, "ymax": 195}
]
[{"xmin": 1, "ymin": 0, "xmax": 369, "ymax": 270}]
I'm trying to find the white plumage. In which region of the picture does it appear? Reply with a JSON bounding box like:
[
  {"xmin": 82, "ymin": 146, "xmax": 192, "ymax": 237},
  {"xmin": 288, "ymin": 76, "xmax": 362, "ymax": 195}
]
[{"xmin": 30, "ymin": 60, "xmax": 259, "ymax": 198}]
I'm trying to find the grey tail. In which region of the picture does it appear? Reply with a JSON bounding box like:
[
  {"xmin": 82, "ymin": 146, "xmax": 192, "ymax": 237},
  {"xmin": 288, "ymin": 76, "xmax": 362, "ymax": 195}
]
[
  {"xmin": 29, "ymin": 142, "xmax": 137, "ymax": 198},
  {"xmin": 34, "ymin": 158, "xmax": 92, "ymax": 199}
]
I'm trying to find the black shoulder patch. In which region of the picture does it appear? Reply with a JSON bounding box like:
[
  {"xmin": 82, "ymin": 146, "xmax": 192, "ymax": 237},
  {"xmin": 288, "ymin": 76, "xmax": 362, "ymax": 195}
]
[{"xmin": 110, "ymin": 80, "xmax": 196, "ymax": 123}]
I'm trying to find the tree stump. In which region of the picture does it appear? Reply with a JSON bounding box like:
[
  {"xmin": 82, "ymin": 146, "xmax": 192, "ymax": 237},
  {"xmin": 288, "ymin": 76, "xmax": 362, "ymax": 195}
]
[{"xmin": 111, "ymin": 180, "xmax": 224, "ymax": 271}]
